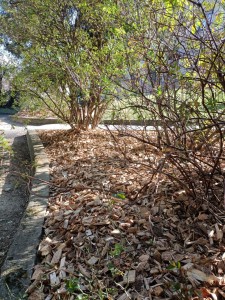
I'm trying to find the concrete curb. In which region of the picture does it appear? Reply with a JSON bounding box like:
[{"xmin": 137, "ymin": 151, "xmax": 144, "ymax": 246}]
[
  {"xmin": 0, "ymin": 130, "xmax": 49, "ymax": 299},
  {"xmin": 12, "ymin": 116, "xmax": 170, "ymax": 127},
  {"xmin": 11, "ymin": 115, "xmax": 64, "ymax": 125}
]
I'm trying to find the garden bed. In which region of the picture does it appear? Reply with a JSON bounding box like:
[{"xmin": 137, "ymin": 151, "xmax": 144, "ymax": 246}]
[{"xmin": 27, "ymin": 129, "xmax": 225, "ymax": 300}]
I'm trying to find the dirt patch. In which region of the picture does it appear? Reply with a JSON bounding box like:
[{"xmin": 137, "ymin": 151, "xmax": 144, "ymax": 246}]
[{"xmin": 0, "ymin": 135, "xmax": 31, "ymax": 268}]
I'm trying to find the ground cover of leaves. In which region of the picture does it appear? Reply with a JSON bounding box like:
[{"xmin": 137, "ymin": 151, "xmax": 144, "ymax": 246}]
[{"xmin": 27, "ymin": 129, "xmax": 225, "ymax": 300}]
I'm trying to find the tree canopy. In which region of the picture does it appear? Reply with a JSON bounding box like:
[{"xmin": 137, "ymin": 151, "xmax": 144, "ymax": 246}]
[
  {"xmin": 1, "ymin": 0, "xmax": 129, "ymax": 128},
  {"xmin": 0, "ymin": 0, "xmax": 225, "ymax": 129}
]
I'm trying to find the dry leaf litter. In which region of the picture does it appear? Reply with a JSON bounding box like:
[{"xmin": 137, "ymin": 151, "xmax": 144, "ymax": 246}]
[{"xmin": 27, "ymin": 129, "xmax": 225, "ymax": 300}]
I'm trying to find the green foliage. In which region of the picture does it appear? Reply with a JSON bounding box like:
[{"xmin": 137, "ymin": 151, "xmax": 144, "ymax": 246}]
[
  {"xmin": 76, "ymin": 295, "xmax": 89, "ymax": 300},
  {"xmin": 0, "ymin": 134, "xmax": 11, "ymax": 153},
  {"xmin": 107, "ymin": 262, "xmax": 123, "ymax": 277},
  {"xmin": 1, "ymin": 0, "xmax": 129, "ymax": 129},
  {"xmin": 66, "ymin": 278, "xmax": 81, "ymax": 293},
  {"xmin": 66, "ymin": 277, "xmax": 89, "ymax": 299},
  {"xmin": 112, "ymin": 192, "xmax": 126, "ymax": 200},
  {"xmin": 169, "ymin": 281, "xmax": 196, "ymax": 300},
  {"xmin": 110, "ymin": 243, "xmax": 124, "ymax": 257},
  {"xmin": 166, "ymin": 261, "xmax": 197, "ymax": 299},
  {"xmin": 167, "ymin": 260, "xmax": 181, "ymax": 270}
]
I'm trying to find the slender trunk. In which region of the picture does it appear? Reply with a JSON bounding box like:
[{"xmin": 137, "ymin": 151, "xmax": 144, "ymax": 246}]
[{"xmin": 0, "ymin": 73, "xmax": 3, "ymax": 97}]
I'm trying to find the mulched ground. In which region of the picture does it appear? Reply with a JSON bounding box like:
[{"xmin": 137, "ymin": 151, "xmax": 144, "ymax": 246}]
[{"xmin": 27, "ymin": 129, "xmax": 225, "ymax": 300}]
